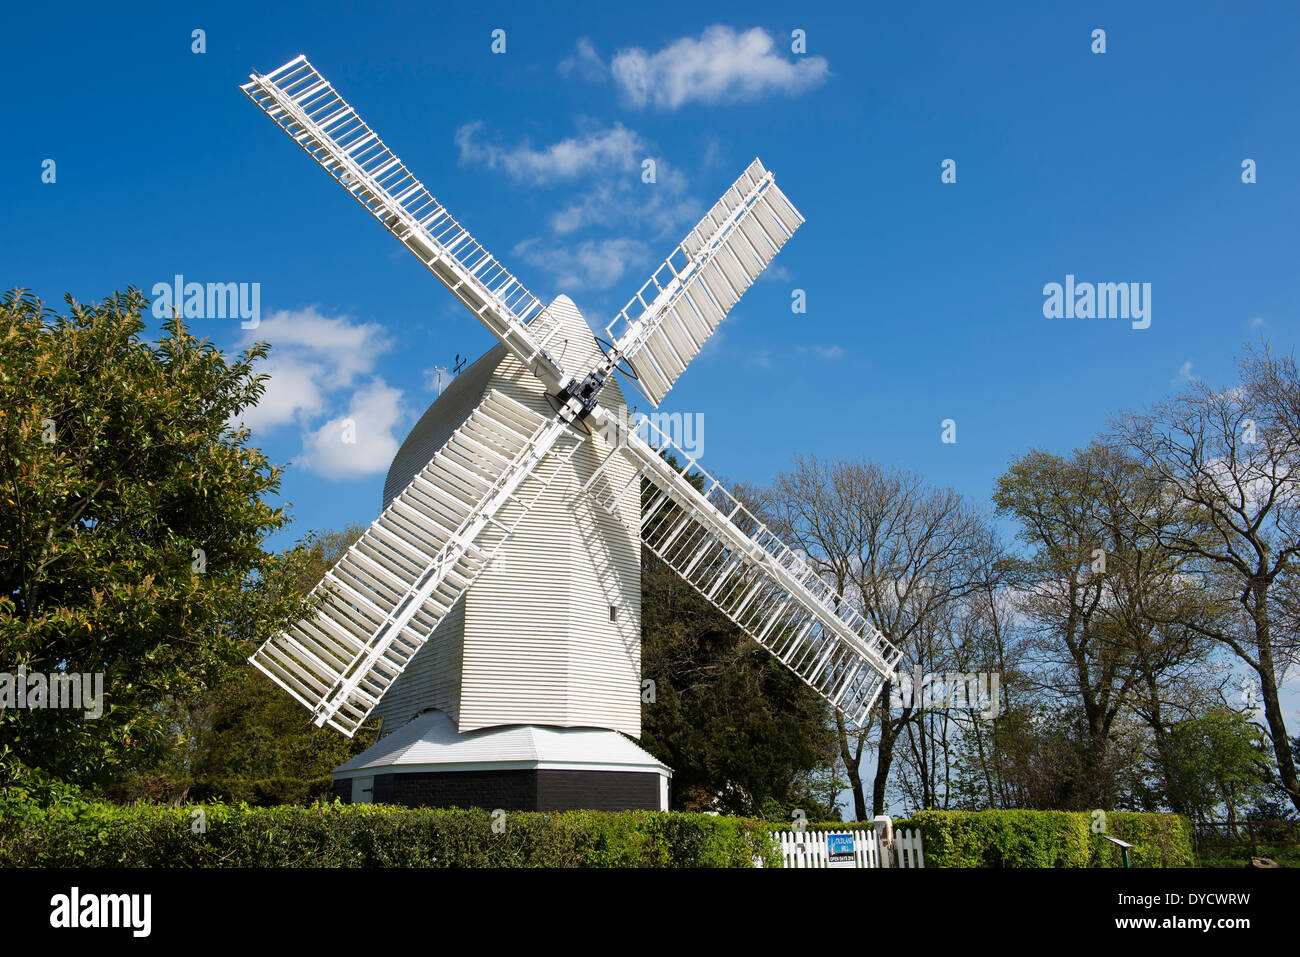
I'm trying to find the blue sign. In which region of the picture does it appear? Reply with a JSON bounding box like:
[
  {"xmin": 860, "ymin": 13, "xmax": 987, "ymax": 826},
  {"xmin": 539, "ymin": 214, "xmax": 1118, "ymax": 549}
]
[{"xmin": 827, "ymin": 833, "xmax": 855, "ymax": 867}]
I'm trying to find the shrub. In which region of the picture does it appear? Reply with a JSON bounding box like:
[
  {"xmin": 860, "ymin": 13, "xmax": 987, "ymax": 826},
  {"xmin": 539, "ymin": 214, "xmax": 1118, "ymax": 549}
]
[
  {"xmin": 1087, "ymin": 811, "xmax": 1195, "ymax": 868},
  {"xmin": 0, "ymin": 796, "xmax": 1194, "ymax": 868},
  {"xmin": 890, "ymin": 810, "xmax": 1192, "ymax": 867},
  {"xmin": 187, "ymin": 776, "xmax": 336, "ymax": 807},
  {"xmin": 0, "ymin": 797, "xmax": 778, "ymax": 868}
]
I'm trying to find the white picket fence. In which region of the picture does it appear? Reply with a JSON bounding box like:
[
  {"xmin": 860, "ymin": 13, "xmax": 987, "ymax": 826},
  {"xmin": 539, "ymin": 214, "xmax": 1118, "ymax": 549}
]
[{"xmin": 765, "ymin": 828, "xmax": 925, "ymax": 868}]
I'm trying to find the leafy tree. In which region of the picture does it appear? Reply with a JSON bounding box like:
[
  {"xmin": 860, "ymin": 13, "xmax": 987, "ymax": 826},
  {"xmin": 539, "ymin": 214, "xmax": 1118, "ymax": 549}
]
[
  {"xmin": 993, "ymin": 443, "xmax": 1219, "ymax": 810},
  {"xmin": 640, "ymin": 547, "xmax": 841, "ymax": 819},
  {"xmin": 0, "ymin": 288, "xmax": 308, "ymax": 790},
  {"xmin": 185, "ymin": 526, "xmax": 372, "ymax": 788},
  {"xmin": 1164, "ymin": 708, "xmax": 1276, "ymax": 823}
]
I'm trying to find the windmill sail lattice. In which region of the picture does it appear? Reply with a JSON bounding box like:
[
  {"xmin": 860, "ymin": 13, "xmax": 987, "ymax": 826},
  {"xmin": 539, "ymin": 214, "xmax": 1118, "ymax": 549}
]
[
  {"xmin": 606, "ymin": 159, "xmax": 804, "ymax": 407},
  {"xmin": 251, "ymin": 391, "xmax": 579, "ymax": 734},
  {"xmin": 241, "ymin": 54, "xmax": 901, "ymax": 740},
  {"xmin": 240, "ymin": 56, "xmax": 568, "ymax": 390},
  {"xmin": 587, "ymin": 409, "xmax": 903, "ymax": 727}
]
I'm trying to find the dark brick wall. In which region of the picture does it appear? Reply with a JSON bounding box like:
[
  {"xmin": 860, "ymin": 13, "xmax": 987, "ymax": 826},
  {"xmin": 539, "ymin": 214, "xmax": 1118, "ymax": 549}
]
[
  {"xmin": 390, "ymin": 769, "xmax": 538, "ymax": 811},
  {"xmin": 331, "ymin": 768, "xmax": 664, "ymax": 811},
  {"xmin": 535, "ymin": 770, "xmax": 660, "ymax": 812}
]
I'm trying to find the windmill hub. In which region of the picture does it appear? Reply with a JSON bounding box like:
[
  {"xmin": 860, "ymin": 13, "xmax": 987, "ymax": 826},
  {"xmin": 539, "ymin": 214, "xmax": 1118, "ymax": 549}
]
[
  {"xmin": 241, "ymin": 55, "xmax": 902, "ymax": 812},
  {"xmin": 554, "ymin": 368, "xmax": 611, "ymax": 422}
]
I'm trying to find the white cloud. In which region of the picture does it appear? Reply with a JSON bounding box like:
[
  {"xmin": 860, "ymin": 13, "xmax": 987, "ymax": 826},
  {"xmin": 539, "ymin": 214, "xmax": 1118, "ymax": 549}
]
[
  {"xmin": 1176, "ymin": 360, "xmax": 1194, "ymax": 383},
  {"xmin": 1182, "ymin": 453, "xmax": 1300, "ymax": 516},
  {"xmin": 457, "ymin": 120, "xmax": 697, "ymax": 240},
  {"xmin": 513, "ymin": 237, "xmax": 650, "ymax": 291},
  {"xmin": 455, "ymin": 121, "xmax": 646, "ymax": 186},
  {"xmin": 456, "ymin": 118, "xmax": 706, "ymax": 299},
  {"xmin": 558, "ymin": 37, "xmax": 607, "ymax": 82},
  {"xmin": 1250, "ymin": 316, "xmax": 1265, "ymax": 329},
  {"xmin": 609, "ymin": 26, "xmax": 830, "ymax": 110},
  {"xmin": 548, "ymin": 166, "xmax": 696, "ymax": 238},
  {"xmin": 232, "ymin": 307, "xmax": 392, "ymax": 432},
  {"xmin": 229, "ymin": 307, "xmax": 410, "ymax": 480},
  {"xmin": 238, "ymin": 357, "xmax": 327, "ymax": 433},
  {"xmin": 298, "ymin": 379, "xmax": 406, "ymax": 480},
  {"xmin": 798, "ymin": 344, "xmax": 845, "ymax": 360}
]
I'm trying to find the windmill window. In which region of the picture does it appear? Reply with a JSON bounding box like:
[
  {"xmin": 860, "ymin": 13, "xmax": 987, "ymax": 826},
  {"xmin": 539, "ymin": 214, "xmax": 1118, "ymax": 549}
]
[{"xmin": 609, "ymin": 604, "xmax": 618, "ymax": 622}]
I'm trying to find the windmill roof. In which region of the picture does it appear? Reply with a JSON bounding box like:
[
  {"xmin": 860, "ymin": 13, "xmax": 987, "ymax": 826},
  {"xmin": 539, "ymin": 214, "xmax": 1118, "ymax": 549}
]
[
  {"xmin": 381, "ymin": 294, "xmax": 621, "ymax": 510},
  {"xmin": 334, "ymin": 710, "xmax": 671, "ymax": 776},
  {"xmin": 381, "ymin": 339, "xmax": 507, "ymax": 508}
]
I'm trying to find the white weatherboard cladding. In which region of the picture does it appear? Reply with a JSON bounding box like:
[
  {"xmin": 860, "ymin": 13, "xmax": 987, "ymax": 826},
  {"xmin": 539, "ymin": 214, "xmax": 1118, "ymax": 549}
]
[
  {"xmin": 369, "ymin": 596, "xmax": 464, "ymax": 729},
  {"xmin": 374, "ymin": 296, "xmax": 642, "ymax": 738}
]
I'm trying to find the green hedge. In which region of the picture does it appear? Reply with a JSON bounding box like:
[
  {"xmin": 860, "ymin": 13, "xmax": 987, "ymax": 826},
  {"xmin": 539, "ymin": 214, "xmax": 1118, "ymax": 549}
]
[
  {"xmin": 0, "ymin": 797, "xmax": 1195, "ymax": 868},
  {"xmin": 888, "ymin": 810, "xmax": 1194, "ymax": 867},
  {"xmin": 0, "ymin": 799, "xmax": 779, "ymax": 868},
  {"xmin": 770, "ymin": 811, "xmax": 1193, "ymax": 867}
]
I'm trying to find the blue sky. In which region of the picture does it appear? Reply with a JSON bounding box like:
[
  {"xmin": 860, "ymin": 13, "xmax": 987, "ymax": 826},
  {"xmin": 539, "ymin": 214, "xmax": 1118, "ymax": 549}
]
[
  {"xmin": 4, "ymin": 1, "xmax": 1296, "ymax": 544},
  {"xmin": 4, "ymin": 2, "xmax": 1298, "ymax": 807}
]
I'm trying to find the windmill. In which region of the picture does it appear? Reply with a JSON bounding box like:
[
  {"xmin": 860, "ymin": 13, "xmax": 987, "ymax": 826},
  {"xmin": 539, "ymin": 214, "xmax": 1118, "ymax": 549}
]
[{"xmin": 240, "ymin": 55, "xmax": 903, "ymax": 811}]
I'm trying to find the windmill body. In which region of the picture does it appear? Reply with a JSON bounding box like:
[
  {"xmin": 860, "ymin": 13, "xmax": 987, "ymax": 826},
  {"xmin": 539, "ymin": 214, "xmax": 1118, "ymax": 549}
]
[
  {"xmin": 373, "ymin": 295, "xmax": 642, "ymax": 738},
  {"xmin": 241, "ymin": 55, "xmax": 903, "ymax": 813},
  {"xmin": 330, "ymin": 297, "xmax": 668, "ymax": 810}
]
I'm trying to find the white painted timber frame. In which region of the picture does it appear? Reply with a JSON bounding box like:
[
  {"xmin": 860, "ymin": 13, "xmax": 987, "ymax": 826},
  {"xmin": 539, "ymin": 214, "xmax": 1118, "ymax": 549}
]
[{"xmin": 768, "ymin": 828, "xmax": 925, "ymax": 868}]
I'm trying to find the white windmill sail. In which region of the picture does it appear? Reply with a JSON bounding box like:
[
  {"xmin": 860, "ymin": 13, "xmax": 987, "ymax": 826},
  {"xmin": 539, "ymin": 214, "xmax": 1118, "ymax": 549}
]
[
  {"xmin": 586, "ymin": 408, "xmax": 902, "ymax": 728},
  {"xmin": 251, "ymin": 391, "xmax": 580, "ymax": 735},
  {"xmin": 240, "ymin": 54, "xmax": 901, "ymax": 738},
  {"xmin": 606, "ymin": 158, "xmax": 804, "ymax": 406},
  {"xmin": 240, "ymin": 55, "xmax": 569, "ymax": 390}
]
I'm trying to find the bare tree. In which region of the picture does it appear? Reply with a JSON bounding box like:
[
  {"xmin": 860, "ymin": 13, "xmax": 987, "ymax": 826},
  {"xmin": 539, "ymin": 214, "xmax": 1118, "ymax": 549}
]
[
  {"xmin": 952, "ymin": 574, "xmax": 1027, "ymax": 808},
  {"xmin": 895, "ymin": 544, "xmax": 1016, "ymax": 812},
  {"xmin": 760, "ymin": 456, "xmax": 995, "ymax": 817}
]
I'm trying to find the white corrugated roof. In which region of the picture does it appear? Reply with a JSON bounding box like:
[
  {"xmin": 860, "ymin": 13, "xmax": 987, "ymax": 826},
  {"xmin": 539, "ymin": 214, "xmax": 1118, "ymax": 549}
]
[{"xmin": 335, "ymin": 710, "xmax": 670, "ymax": 775}]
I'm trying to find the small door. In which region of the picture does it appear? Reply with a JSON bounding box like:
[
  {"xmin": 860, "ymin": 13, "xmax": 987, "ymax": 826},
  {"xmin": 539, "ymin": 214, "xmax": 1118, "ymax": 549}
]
[{"xmin": 351, "ymin": 775, "xmax": 374, "ymax": 804}]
